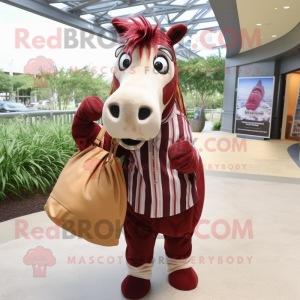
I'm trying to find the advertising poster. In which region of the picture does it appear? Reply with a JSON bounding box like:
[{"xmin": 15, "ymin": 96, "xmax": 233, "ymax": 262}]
[
  {"xmin": 235, "ymin": 77, "xmax": 275, "ymax": 138},
  {"xmin": 290, "ymin": 83, "xmax": 300, "ymax": 137}
]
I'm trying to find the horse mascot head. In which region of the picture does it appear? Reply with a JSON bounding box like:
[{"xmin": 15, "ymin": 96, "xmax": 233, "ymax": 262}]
[{"xmin": 103, "ymin": 15, "xmax": 188, "ymax": 150}]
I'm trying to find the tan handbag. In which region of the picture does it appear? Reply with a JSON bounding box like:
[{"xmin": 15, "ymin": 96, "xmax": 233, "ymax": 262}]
[{"xmin": 44, "ymin": 126, "xmax": 127, "ymax": 246}]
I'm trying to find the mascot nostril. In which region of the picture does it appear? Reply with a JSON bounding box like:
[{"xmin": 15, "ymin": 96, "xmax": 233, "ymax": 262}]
[
  {"xmin": 71, "ymin": 15, "xmax": 205, "ymax": 300},
  {"xmin": 138, "ymin": 107, "xmax": 151, "ymax": 120},
  {"xmin": 110, "ymin": 105, "xmax": 120, "ymax": 118}
]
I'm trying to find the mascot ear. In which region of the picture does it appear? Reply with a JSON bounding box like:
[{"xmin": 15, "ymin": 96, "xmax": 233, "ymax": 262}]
[
  {"xmin": 166, "ymin": 24, "xmax": 188, "ymax": 45},
  {"xmin": 111, "ymin": 18, "xmax": 131, "ymax": 34}
]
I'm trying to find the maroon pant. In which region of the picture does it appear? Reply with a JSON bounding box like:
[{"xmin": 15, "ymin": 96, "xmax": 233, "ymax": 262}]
[{"xmin": 124, "ymin": 199, "xmax": 203, "ymax": 267}]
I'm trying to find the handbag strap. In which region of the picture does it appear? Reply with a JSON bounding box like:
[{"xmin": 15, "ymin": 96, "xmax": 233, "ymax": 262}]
[
  {"xmin": 108, "ymin": 138, "xmax": 119, "ymax": 160},
  {"xmin": 93, "ymin": 125, "xmax": 106, "ymax": 148},
  {"xmin": 94, "ymin": 125, "xmax": 119, "ymax": 159}
]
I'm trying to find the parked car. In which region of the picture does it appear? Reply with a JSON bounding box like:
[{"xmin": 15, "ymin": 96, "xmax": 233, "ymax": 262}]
[
  {"xmin": 30, "ymin": 100, "xmax": 51, "ymax": 110},
  {"xmin": 29, "ymin": 102, "xmax": 39, "ymax": 109},
  {"xmin": 39, "ymin": 100, "xmax": 51, "ymax": 107},
  {"xmin": 0, "ymin": 102, "xmax": 36, "ymax": 113}
]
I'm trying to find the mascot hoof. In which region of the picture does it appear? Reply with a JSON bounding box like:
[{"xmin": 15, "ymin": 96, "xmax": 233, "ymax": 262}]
[
  {"xmin": 168, "ymin": 268, "xmax": 198, "ymax": 291},
  {"xmin": 121, "ymin": 275, "xmax": 150, "ymax": 299}
]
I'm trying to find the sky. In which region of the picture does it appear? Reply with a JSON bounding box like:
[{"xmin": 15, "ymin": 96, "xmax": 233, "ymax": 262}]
[
  {"xmin": 0, "ymin": 2, "xmax": 225, "ymax": 80},
  {"xmin": 0, "ymin": 3, "xmax": 117, "ymax": 79}
]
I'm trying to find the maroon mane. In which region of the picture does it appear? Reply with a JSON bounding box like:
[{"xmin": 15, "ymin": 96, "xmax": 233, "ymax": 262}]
[{"xmin": 112, "ymin": 15, "xmax": 175, "ymax": 60}]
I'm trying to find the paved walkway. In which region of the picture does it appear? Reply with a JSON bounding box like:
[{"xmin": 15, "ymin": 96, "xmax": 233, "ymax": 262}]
[
  {"xmin": 193, "ymin": 129, "xmax": 300, "ymax": 178},
  {"xmin": 1, "ymin": 129, "xmax": 300, "ymax": 299},
  {"xmin": 1, "ymin": 174, "xmax": 300, "ymax": 299}
]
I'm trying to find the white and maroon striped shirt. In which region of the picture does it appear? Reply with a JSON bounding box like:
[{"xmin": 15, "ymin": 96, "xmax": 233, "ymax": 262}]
[{"xmin": 124, "ymin": 107, "xmax": 200, "ymax": 218}]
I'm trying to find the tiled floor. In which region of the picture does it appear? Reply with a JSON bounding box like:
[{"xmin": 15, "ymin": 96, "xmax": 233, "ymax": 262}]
[{"xmin": 193, "ymin": 130, "xmax": 300, "ymax": 179}]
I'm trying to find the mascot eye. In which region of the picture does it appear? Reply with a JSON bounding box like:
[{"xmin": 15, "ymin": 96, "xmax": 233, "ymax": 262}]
[
  {"xmin": 153, "ymin": 54, "xmax": 169, "ymax": 74},
  {"xmin": 119, "ymin": 53, "xmax": 131, "ymax": 71}
]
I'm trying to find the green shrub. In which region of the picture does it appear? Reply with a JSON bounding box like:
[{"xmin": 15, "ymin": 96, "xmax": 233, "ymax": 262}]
[
  {"xmin": 66, "ymin": 106, "xmax": 76, "ymax": 110},
  {"xmin": 187, "ymin": 111, "xmax": 194, "ymax": 119},
  {"xmin": 0, "ymin": 118, "xmax": 77, "ymax": 199},
  {"xmin": 211, "ymin": 121, "xmax": 222, "ymax": 131}
]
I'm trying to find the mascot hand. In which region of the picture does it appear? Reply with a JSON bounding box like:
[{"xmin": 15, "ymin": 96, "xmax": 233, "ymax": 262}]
[
  {"xmin": 75, "ymin": 96, "xmax": 104, "ymax": 121},
  {"xmin": 72, "ymin": 96, "xmax": 111, "ymax": 151},
  {"xmin": 168, "ymin": 140, "xmax": 198, "ymax": 174}
]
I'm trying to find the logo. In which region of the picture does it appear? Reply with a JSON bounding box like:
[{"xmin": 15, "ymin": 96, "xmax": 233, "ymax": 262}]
[
  {"xmin": 24, "ymin": 56, "xmax": 57, "ymax": 88},
  {"xmin": 23, "ymin": 246, "xmax": 56, "ymax": 277}
]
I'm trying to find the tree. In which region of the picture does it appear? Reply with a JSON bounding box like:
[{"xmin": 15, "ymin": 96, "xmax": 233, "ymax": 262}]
[
  {"xmin": 72, "ymin": 72, "xmax": 111, "ymax": 104},
  {"xmin": 12, "ymin": 74, "xmax": 34, "ymax": 91},
  {"xmin": 46, "ymin": 67, "xmax": 78, "ymax": 110},
  {"xmin": 33, "ymin": 87, "xmax": 53, "ymax": 102},
  {"xmin": 0, "ymin": 69, "xmax": 12, "ymax": 100},
  {"xmin": 44, "ymin": 66, "xmax": 111, "ymax": 110},
  {"xmin": 12, "ymin": 74, "xmax": 34, "ymax": 102},
  {"xmin": 177, "ymin": 55, "xmax": 225, "ymax": 109},
  {"xmin": 206, "ymin": 93, "xmax": 224, "ymax": 109}
]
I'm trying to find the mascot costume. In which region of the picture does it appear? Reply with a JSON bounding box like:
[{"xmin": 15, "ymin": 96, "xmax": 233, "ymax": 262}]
[{"xmin": 72, "ymin": 15, "xmax": 205, "ymax": 299}]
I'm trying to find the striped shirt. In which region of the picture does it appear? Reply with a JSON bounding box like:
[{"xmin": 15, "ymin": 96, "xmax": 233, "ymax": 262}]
[{"xmin": 124, "ymin": 107, "xmax": 200, "ymax": 218}]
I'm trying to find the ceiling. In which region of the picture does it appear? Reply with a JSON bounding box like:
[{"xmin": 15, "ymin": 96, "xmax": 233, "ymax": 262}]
[
  {"xmin": 49, "ymin": 0, "xmax": 220, "ymax": 59},
  {"xmin": 236, "ymin": 0, "xmax": 300, "ymax": 53},
  {"xmin": 2, "ymin": 0, "xmax": 221, "ymax": 60},
  {"xmin": 48, "ymin": 0, "xmax": 219, "ymax": 35}
]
